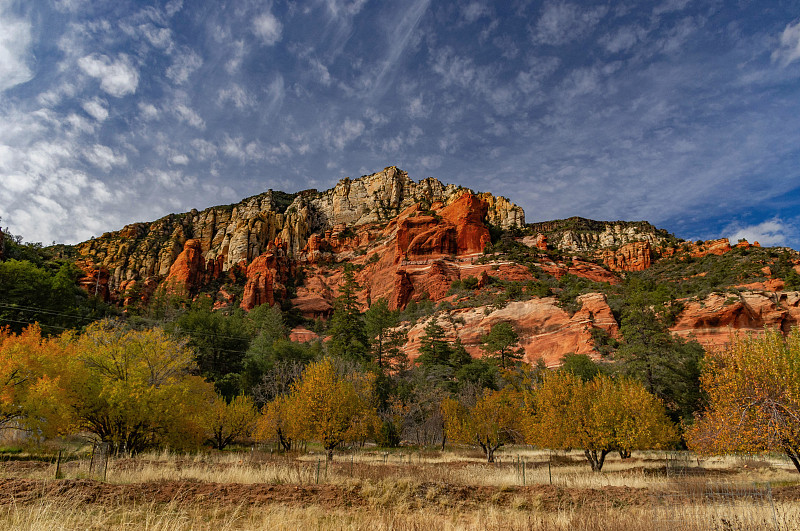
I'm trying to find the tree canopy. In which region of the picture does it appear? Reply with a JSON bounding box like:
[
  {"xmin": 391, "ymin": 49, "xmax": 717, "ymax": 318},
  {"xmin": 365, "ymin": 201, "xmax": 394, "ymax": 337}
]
[
  {"xmin": 528, "ymin": 372, "xmax": 677, "ymax": 471},
  {"xmin": 687, "ymin": 328, "xmax": 800, "ymax": 473}
]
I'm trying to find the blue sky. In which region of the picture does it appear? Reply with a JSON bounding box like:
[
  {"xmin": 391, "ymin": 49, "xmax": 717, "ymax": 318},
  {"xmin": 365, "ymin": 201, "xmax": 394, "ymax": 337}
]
[{"xmin": 2, "ymin": 1, "xmax": 800, "ymax": 250}]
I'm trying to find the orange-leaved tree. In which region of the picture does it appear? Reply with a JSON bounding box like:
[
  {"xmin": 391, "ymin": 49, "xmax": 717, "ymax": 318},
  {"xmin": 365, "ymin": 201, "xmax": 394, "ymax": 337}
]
[
  {"xmin": 286, "ymin": 357, "xmax": 379, "ymax": 460},
  {"xmin": 0, "ymin": 325, "xmax": 73, "ymax": 437},
  {"xmin": 529, "ymin": 372, "xmax": 677, "ymax": 471},
  {"xmin": 442, "ymin": 386, "xmax": 525, "ymax": 462},
  {"xmin": 687, "ymin": 328, "xmax": 800, "ymax": 472}
]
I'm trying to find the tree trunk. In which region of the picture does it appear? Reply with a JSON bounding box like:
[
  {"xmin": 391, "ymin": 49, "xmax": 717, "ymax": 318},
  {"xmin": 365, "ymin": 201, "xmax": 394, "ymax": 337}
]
[
  {"xmin": 618, "ymin": 449, "xmax": 632, "ymax": 459},
  {"xmin": 277, "ymin": 429, "xmax": 292, "ymax": 452},
  {"xmin": 585, "ymin": 449, "xmax": 610, "ymax": 472},
  {"xmin": 785, "ymin": 447, "xmax": 800, "ymax": 473},
  {"xmin": 326, "ymin": 448, "xmax": 334, "ymax": 462}
]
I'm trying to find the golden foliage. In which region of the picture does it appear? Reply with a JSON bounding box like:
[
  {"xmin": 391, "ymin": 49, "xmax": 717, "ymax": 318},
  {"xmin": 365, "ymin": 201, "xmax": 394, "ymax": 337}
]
[
  {"xmin": 265, "ymin": 357, "xmax": 380, "ymax": 459},
  {"xmin": 201, "ymin": 394, "xmax": 258, "ymax": 450},
  {"xmin": 528, "ymin": 372, "xmax": 677, "ymax": 471},
  {"xmin": 442, "ymin": 386, "xmax": 525, "ymax": 462},
  {"xmin": 686, "ymin": 328, "xmax": 800, "ymax": 472}
]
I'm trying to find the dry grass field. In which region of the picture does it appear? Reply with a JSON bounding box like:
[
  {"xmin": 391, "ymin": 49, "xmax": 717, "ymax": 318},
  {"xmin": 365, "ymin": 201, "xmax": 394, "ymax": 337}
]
[{"xmin": 0, "ymin": 446, "xmax": 798, "ymax": 530}]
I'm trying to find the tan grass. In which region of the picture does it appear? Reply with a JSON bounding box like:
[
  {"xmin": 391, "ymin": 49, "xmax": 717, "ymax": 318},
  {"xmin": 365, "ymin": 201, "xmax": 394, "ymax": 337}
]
[{"xmin": 1, "ymin": 447, "xmax": 799, "ymax": 530}]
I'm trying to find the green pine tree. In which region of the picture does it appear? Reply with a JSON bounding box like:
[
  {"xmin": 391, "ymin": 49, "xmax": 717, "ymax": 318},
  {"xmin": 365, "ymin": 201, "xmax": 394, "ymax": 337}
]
[{"xmin": 327, "ymin": 266, "xmax": 369, "ymax": 363}]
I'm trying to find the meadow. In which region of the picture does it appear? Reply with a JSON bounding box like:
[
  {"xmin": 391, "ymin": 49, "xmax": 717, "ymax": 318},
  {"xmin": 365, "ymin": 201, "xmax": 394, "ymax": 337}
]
[{"xmin": 0, "ymin": 444, "xmax": 798, "ymax": 530}]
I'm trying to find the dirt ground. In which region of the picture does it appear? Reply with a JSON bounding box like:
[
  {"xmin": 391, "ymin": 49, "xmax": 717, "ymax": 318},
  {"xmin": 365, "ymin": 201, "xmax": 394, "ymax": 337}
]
[{"xmin": 1, "ymin": 457, "xmax": 798, "ymax": 512}]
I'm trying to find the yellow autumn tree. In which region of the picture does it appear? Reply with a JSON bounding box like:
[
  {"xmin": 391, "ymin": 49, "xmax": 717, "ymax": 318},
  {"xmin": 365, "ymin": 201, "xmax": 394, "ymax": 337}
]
[
  {"xmin": 442, "ymin": 386, "xmax": 525, "ymax": 462},
  {"xmin": 60, "ymin": 321, "xmax": 214, "ymax": 454},
  {"xmin": 529, "ymin": 372, "xmax": 677, "ymax": 471},
  {"xmin": 0, "ymin": 325, "xmax": 73, "ymax": 437},
  {"xmin": 202, "ymin": 394, "xmax": 258, "ymax": 450},
  {"xmin": 687, "ymin": 328, "xmax": 800, "ymax": 473},
  {"xmin": 256, "ymin": 394, "xmax": 302, "ymax": 451},
  {"xmin": 287, "ymin": 357, "xmax": 379, "ymax": 460}
]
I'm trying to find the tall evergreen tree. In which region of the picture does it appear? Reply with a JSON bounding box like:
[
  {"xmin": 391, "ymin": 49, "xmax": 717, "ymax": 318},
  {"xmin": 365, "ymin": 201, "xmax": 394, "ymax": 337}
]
[
  {"xmin": 481, "ymin": 321, "xmax": 522, "ymax": 368},
  {"xmin": 364, "ymin": 298, "xmax": 406, "ymax": 369},
  {"xmin": 615, "ymin": 305, "xmax": 704, "ymax": 423},
  {"xmin": 327, "ymin": 266, "xmax": 369, "ymax": 363},
  {"xmin": 416, "ymin": 317, "xmax": 452, "ymax": 368}
]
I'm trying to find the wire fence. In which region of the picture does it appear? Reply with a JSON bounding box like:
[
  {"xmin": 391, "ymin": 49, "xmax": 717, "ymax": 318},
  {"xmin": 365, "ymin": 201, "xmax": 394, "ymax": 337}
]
[{"xmin": 651, "ymin": 481, "xmax": 783, "ymax": 530}]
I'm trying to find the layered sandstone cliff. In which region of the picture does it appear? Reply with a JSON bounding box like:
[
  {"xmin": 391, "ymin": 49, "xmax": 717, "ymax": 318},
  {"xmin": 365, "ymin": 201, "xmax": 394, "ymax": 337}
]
[
  {"xmin": 74, "ymin": 167, "xmax": 524, "ymax": 304},
  {"xmin": 528, "ymin": 218, "xmax": 670, "ymax": 253}
]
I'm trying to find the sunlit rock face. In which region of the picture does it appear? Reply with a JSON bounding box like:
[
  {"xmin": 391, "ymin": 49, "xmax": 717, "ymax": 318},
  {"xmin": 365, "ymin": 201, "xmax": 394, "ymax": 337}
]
[{"xmin": 73, "ymin": 167, "xmax": 524, "ymax": 307}]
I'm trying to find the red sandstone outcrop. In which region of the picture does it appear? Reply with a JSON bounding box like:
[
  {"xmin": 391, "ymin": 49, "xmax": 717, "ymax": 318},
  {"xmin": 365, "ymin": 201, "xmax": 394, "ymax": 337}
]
[
  {"xmin": 402, "ymin": 293, "xmax": 619, "ymax": 367},
  {"xmin": 521, "ymin": 234, "xmax": 548, "ymax": 250},
  {"xmin": 241, "ymin": 255, "xmax": 277, "ymax": 310},
  {"xmin": 538, "ymin": 260, "xmax": 618, "ymax": 284},
  {"xmin": 164, "ymin": 239, "xmax": 205, "ymax": 295},
  {"xmin": 391, "ymin": 270, "xmax": 415, "ymax": 310},
  {"xmin": 289, "ymin": 327, "xmax": 319, "ymax": 343},
  {"xmin": 690, "ymin": 238, "xmax": 732, "ymax": 258},
  {"xmin": 77, "ymin": 267, "xmax": 111, "ymax": 302},
  {"xmin": 394, "ymin": 193, "xmax": 491, "ymax": 262},
  {"xmin": 240, "ymin": 243, "xmax": 291, "ymax": 310},
  {"xmin": 671, "ymin": 290, "xmax": 800, "ymax": 349},
  {"xmin": 438, "ymin": 193, "xmax": 492, "ymax": 255},
  {"xmin": 74, "ymin": 168, "xmax": 524, "ymax": 303},
  {"xmin": 600, "ymin": 241, "xmax": 652, "ymax": 271},
  {"xmin": 213, "ymin": 289, "xmax": 236, "ymax": 310}
]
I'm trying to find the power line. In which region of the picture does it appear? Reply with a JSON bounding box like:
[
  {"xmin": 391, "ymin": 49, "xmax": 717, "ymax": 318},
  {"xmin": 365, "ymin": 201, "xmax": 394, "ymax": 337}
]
[
  {"xmin": 0, "ymin": 301, "xmax": 265, "ymax": 356},
  {"xmin": 0, "ymin": 317, "xmax": 72, "ymax": 331},
  {"xmin": 0, "ymin": 316, "xmax": 255, "ymax": 356},
  {"xmin": 0, "ymin": 302, "xmax": 101, "ymax": 322}
]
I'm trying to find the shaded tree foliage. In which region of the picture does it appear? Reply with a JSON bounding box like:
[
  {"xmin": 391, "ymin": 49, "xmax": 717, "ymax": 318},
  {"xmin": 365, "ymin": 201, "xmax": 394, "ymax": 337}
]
[{"xmin": 614, "ymin": 305, "xmax": 705, "ymax": 423}]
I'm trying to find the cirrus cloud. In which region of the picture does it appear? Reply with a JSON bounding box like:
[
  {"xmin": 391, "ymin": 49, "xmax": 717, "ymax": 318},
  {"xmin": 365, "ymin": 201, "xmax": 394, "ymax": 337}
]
[
  {"xmin": 0, "ymin": 1, "xmax": 34, "ymax": 92},
  {"xmin": 78, "ymin": 53, "xmax": 139, "ymax": 97}
]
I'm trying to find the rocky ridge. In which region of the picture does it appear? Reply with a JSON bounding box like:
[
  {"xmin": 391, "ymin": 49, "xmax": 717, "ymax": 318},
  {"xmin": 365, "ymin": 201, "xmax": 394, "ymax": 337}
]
[
  {"xmin": 75, "ymin": 167, "xmax": 524, "ymax": 304},
  {"xmin": 66, "ymin": 167, "xmax": 800, "ymax": 368}
]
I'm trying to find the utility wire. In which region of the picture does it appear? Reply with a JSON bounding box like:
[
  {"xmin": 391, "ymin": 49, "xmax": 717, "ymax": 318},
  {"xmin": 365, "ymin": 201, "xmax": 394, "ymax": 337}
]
[{"xmin": 0, "ymin": 301, "xmax": 277, "ymax": 356}]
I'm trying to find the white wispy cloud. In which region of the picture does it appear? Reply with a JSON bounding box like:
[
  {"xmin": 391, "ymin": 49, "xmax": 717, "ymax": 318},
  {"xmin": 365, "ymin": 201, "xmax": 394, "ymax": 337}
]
[
  {"xmin": 253, "ymin": 11, "xmax": 283, "ymax": 45},
  {"xmin": 37, "ymin": 82, "xmax": 78, "ymax": 107},
  {"xmin": 78, "ymin": 53, "xmax": 139, "ymax": 97},
  {"xmin": 140, "ymin": 23, "xmax": 173, "ymax": 49},
  {"xmin": 532, "ymin": 1, "xmax": 608, "ymax": 46},
  {"xmin": 461, "ymin": 2, "xmax": 489, "ymax": 24},
  {"xmin": 174, "ymin": 104, "xmax": 205, "ymax": 129},
  {"xmin": 308, "ymin": 57, "xmax": 332, "ymax": 86},
  {"xmin": 221, "ymin": 135, "xmax": 265, "ymax": 162},
  {"xmin": 85, "ymin": 144, "xmax": 127, "ymax": 171},
  {"xmin": 166, "ymin": 48, "xmax": 202, "ymax": 84},
  {"xmin": 52, "ymin": 0, "xmax": 89, "ymax": 13},
  {"xmin": 190, "ymin": 138, "xmax": 217, "ymax": 160},
  {"xmin": 600, "ymin": 25, "xmax": 649, "ymax": 54},
  {"xmin": 727, "ymin": 220, "xmax": 792, "ymax": 247},
  {"xmin": 773, "ymin": 20, "xmax": 800, "ymax": 66},
  {"xmin": 326, "ymin": 118, "xmax": 365, "ymax": 150},
  {"xmin": 138, "ymin": 102, "xmax": 159, "ymax": 120},
  {"xmin": 218, "ymin": 84, "xmax": 255, "ymax": 109},
  {"xmin": 367, "ymin": 0, "xmax": 430, "ymax": 101},
  {"xmin": 0, "ymin": 1, "xmax": 34, "ymax": 92},
  {"xmin": 320, "ymin": 0, "xmax": 368, "ymax": 18},
  {"xmin": 653, "ymin": 0, "xmax": 692, "ymax": 16},
  {"xmin": 81, "ymin": 98, "xmax": 109, "ymax": 122},
  {"xmin": 169, "ymin": 153, "xmax": 189, "ymax": 165}
]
